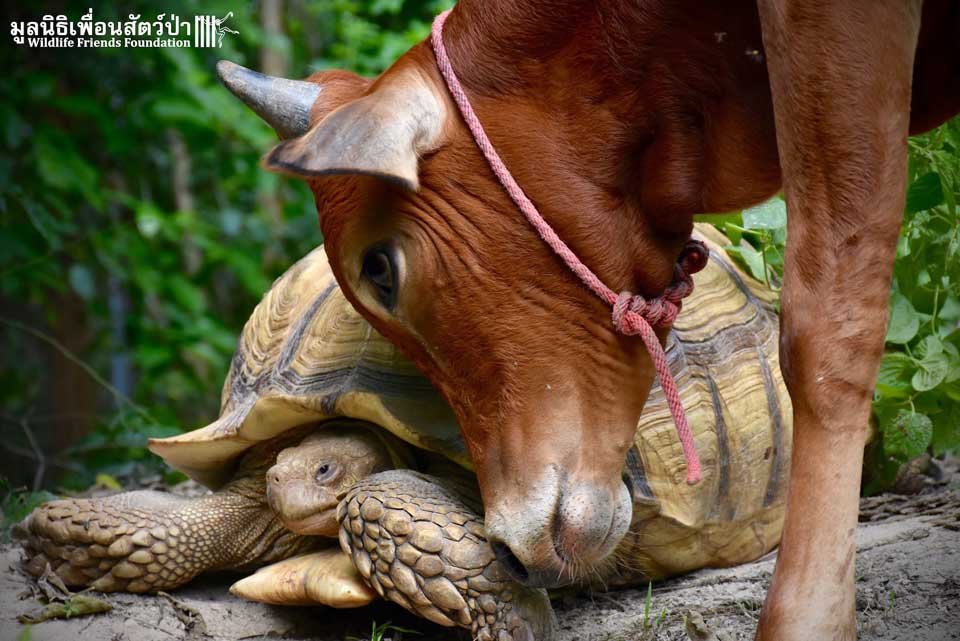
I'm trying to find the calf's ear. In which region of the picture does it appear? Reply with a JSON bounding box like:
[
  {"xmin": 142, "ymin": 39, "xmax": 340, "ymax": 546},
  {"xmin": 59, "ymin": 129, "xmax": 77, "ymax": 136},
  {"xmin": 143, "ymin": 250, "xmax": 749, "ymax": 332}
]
[{"xmin": 262, "ymin": 71, "xmax": 447, "ymax": 191}]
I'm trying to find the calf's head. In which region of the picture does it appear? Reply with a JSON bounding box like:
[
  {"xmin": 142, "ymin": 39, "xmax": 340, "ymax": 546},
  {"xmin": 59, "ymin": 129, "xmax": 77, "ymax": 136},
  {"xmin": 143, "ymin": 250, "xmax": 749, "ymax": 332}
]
[{"xmin": 218, "ymin": 46, "xmax": 688, "ymax": 587}]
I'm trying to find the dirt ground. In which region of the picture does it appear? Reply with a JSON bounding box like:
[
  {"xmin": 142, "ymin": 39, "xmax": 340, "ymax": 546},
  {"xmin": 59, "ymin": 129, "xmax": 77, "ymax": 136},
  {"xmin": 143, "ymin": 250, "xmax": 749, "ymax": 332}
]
[{"xmin": 1, "ymin": 488, "xmax": 957, "ymax": 641}]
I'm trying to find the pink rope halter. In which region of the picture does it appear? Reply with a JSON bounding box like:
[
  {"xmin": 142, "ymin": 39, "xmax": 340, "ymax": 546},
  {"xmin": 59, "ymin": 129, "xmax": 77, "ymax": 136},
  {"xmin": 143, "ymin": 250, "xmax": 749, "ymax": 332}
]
[{"xmin": 431, "ymin": 10, "xmax": 707, "ymax": 484}]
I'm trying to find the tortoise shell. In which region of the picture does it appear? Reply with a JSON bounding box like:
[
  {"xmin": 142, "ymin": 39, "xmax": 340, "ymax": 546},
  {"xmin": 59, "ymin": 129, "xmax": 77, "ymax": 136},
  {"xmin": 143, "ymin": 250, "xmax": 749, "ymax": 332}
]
[{"xmin": 149, "ymin": 223, "xmax": 791, "ymax": 578}]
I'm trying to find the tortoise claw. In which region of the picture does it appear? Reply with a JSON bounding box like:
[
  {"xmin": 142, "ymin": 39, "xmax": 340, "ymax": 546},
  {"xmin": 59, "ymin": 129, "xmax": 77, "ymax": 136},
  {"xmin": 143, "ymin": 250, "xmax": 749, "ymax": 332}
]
[{"xmin": 339, "ymin": 470, "xmax": 557, "ymax": 641}]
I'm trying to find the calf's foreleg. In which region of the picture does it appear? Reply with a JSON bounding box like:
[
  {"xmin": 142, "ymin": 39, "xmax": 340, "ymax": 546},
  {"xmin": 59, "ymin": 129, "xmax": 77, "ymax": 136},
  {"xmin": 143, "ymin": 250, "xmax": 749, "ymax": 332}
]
[{"xmin": 755, "ymin": 1, "xmax": 922, "ymax": 639}]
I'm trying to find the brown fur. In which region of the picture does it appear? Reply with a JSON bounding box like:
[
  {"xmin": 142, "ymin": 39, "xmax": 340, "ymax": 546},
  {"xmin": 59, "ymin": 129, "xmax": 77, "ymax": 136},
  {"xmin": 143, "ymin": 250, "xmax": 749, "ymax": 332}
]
[{"xmin": 262, "ymin": 1, "xmax": 959, "ymax": 637}]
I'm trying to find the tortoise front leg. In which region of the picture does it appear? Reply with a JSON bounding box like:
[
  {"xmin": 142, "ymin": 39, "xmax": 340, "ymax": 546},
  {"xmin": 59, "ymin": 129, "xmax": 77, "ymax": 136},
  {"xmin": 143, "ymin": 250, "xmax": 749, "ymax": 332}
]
[
  {"xmin": 338, "ymin": 470, "xmax": 556, "ymax": 641},
  {"xmin": 16, "ymin": 485, "xmax": 316, "ymax": 593},
  {"xmin": 755, "ymin": 2, "xmax": 921, "ymax": 639}
]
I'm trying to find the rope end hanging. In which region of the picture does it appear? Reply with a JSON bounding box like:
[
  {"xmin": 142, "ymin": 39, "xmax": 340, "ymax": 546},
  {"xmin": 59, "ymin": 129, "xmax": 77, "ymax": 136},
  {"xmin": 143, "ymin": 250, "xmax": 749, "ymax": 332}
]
[{"xmin": 685, "ymin": 458, "xmax": 702, "ymax": 485}]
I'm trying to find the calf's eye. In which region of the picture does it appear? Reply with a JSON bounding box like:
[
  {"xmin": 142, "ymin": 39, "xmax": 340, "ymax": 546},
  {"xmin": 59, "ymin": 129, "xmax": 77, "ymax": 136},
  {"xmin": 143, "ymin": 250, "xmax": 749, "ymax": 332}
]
[{"xmin": 361, "ymin": 244, "xmax": 399, "ymax": 309}]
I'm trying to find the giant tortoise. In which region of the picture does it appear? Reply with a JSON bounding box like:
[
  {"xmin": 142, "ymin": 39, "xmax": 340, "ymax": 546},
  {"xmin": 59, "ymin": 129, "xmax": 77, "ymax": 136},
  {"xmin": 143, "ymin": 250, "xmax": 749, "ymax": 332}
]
[{"xmin": 18, "ymin": 224, "xmax": 791, "ymax": 640}]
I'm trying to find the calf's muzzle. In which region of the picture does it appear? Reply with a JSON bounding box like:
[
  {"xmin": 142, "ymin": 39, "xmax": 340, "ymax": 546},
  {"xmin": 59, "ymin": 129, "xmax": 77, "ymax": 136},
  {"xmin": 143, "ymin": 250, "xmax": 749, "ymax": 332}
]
[{"xmin": 482, "ymin": 465, "xmax": 633, "ymax": 588}]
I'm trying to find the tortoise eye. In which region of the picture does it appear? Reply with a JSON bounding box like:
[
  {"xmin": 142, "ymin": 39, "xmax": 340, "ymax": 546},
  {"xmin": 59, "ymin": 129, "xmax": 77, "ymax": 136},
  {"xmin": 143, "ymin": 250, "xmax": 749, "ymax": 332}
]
[
  {"xmin": 314, "ymin": 461, "xmax": 340, "ymax": 484},
  {"xmin": 360, "ymin": 244, "xmax": 399, "ymax": 309}
]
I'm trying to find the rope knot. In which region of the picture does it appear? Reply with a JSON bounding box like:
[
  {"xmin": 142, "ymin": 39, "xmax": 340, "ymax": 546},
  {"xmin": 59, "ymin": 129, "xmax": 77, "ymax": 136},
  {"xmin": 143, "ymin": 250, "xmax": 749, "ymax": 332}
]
[
  {"xmin": 612, "ymin": 291, "xmax": 644, "ymax": 334},
  {"xmin": 612, "ymin": 291, "xmax": 680, "ymax": 333}
]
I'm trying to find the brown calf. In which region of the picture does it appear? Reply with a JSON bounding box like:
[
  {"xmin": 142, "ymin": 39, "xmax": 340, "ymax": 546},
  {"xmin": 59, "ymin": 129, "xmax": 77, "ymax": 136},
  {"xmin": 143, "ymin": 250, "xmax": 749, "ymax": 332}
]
[{"xmin": 219, "ymin": 1, "xmax": 960, "ymax": 638}]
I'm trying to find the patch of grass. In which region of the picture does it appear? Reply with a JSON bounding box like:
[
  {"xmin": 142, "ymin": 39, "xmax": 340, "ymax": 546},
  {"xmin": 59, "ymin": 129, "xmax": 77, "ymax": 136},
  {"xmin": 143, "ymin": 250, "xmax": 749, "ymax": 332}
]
[
  {"xmin": 642, "ymin": 582, "xmax": 653, "ymax": 629},
  {"xmin": 625, "ymin": 583, "xmax": 669, "ymax": 640},
  {"xmin": 348, "ymin": 620, "xmax": 421, "ymax": 641}
]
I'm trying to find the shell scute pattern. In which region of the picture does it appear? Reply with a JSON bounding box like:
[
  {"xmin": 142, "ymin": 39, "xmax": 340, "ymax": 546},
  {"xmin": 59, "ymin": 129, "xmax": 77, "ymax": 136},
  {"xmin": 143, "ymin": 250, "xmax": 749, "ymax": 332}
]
[{"xmin": 150, "ymin": 245, "xmax": 461, "ymax": 488}]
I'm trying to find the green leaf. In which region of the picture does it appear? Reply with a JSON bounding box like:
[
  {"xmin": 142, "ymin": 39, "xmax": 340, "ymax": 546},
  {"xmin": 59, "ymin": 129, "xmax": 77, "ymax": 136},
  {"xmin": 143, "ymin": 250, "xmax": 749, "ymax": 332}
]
[
  {"xmin": 895, "ymin": 235, "xmax": 911, "ymax": 259},
  {"xmin": 916, "ymin": 334, "xmax": 945, "ymax": 359},
  {"xmin": 943, "ymin": 172, "xmax": 957, "ymax": 216},
  {"xmin": 931, "ymin": 403, "xmax": 960, "ymax": 455},
  {"xmin": 742, "ymin": 198, "xmax": 787, "ymax": 230},
  {"xmin": 940, "ymin": 295, "xmax": 960, "ymax": 323},
  {"xmin": 912, "ymin": 349, "xmax": 949, "ymax": 391},
  {"xmin": 905, "ymin": 172, "xmax": 944, "ymax": 214},
  {"xmin": 862, "ymin": 437, "xmax": 903, "ymax": 496},
  {"xmin": 875, "ymin": 352, "xmax": 915, "ymax": 399},
  {"xmin": 944, "ymin": 333, "xmax": 960, "ymax": 383},
  {"xmin": 885, "ymin": 293, "xmax": 920, "ymax": 344},
  {"xmin": 882, "ymin": 409, "xmax": 933, "ymax": 460},
  {"xmin": 948, "ymin": 230, "xmax": 960, "ymax": 262},
  {"xmin": 728, "ymin": 240, "xmax": 766, "ymax": 282},
  {"xmin": 943, "ymin": 380, "xmax": 960, "ymax": 403}
]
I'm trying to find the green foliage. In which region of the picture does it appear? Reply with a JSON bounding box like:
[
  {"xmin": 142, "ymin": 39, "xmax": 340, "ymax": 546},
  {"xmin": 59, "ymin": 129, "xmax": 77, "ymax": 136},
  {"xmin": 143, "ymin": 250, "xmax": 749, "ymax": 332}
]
[
  {"xmin": 713, "ymin": 117, "xmax": 960, "ymax": 493},
  {"xmin": 881, "ymin": 409, "xmax": 933, "ymax": 460},
  {"xmin": 1, "ymin": 0, "xmax": 447, "ymax": 491},
  {"xmin": 709, "ymin": 198, "xmax": 787, "ymax": 297},
  {"xmin": 348, "ymin": 620, "xmax": 420, "ymax": 641},
  {"xmin": 1, "ymin": 479, "xmax": 57, "ymax": 541}
]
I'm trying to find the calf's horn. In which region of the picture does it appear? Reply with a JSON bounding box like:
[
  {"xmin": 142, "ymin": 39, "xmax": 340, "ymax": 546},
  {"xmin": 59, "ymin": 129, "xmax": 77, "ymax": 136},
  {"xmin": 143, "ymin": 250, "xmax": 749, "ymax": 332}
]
[{"xmin": 216, "ymin": 60, "xmax": 320, "ymax": 139}]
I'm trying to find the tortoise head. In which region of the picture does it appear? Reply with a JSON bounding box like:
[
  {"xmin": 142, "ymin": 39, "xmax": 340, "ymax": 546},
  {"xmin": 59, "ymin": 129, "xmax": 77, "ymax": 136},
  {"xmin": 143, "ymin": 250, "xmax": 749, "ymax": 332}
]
[
  {"xmin": 266, "ymin": 424, "xmax": 393, "ymax": 536},
  {"xmin": 219, "ymin": 34, "xmax": 685, "ymax": 587}
]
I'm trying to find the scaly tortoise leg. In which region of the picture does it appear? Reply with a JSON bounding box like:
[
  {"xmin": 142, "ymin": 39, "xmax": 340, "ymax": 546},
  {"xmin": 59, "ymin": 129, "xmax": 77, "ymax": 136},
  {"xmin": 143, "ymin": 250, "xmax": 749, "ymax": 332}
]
[
  {"xmin": 15, "ymin": 486, "xmax": 317, "ymax": 593},
  {"xmin": 338, "ymin": 470, "xmax": 556, "ymax": 641},
  {"xmin": 15, "ymin": 428, "xmax": 324, "ymax": 593}
]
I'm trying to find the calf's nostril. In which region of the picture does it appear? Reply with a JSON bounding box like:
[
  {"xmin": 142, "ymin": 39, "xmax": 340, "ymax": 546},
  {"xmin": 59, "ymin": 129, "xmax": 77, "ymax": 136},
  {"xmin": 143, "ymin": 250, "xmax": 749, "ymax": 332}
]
[{"xmin": 491, "ymin": 541, "xmax": 530, "ymax": 584}]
